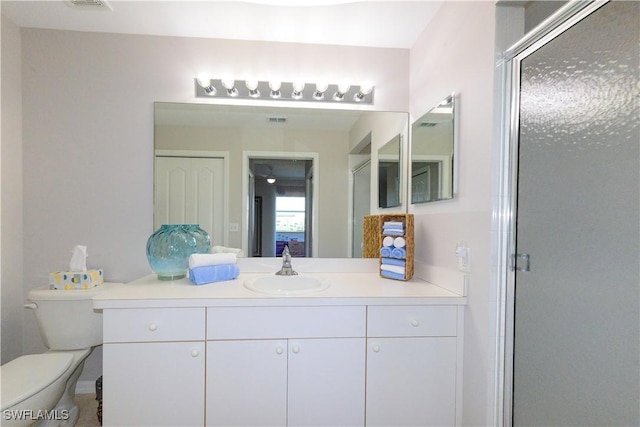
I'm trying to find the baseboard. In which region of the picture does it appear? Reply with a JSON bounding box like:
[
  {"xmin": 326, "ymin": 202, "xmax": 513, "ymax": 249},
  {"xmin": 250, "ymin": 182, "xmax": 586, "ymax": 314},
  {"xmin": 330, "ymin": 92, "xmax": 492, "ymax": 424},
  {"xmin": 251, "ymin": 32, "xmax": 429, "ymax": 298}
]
[{"xmin": 76, "ymin": 380, "xmax": 96, "ymax": 395}]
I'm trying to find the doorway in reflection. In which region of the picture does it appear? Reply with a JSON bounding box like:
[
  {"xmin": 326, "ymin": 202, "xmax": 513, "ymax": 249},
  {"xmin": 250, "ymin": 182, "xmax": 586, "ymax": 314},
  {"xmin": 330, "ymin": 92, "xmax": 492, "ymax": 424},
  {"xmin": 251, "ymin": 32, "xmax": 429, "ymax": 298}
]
[{"xmin": 248, "ymin": 158, "xmax": 314, "ymax": 257}]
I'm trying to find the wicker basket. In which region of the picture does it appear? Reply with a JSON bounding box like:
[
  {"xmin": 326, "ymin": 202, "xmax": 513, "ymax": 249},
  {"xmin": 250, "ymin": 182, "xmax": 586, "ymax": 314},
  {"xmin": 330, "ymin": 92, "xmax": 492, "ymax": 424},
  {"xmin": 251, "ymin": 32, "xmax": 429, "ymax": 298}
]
[
  {"xmin": 363, "ymin": 215, "xmax": 383, "ymax": 258},
  {"xmin": 379, "ymin": 214, "xmax": 414, "ymax": 281}
]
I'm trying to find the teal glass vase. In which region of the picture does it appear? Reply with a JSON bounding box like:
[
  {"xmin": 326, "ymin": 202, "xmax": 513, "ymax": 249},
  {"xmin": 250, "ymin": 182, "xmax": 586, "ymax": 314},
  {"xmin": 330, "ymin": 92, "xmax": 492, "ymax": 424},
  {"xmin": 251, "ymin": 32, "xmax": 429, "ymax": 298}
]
[{"xmin": 146, "ymin": 224, "xmax": 211, "ymax": 280}]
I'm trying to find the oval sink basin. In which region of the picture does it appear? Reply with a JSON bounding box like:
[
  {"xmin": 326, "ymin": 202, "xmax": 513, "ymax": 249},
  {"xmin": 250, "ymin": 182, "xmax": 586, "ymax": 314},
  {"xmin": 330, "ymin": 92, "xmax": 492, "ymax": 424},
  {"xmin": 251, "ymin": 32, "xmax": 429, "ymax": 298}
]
[{"xmin": 244, "ymin": 275, "xmax": 329, "ymax": 295}]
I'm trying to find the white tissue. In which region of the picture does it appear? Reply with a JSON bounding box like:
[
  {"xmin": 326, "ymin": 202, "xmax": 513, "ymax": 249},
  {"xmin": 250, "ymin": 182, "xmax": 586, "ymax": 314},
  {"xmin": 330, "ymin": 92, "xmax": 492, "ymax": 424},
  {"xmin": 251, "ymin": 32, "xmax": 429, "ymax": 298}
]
[{"xmin": 69, "ymin": 245, "xmax": 88, "ymax": 272}]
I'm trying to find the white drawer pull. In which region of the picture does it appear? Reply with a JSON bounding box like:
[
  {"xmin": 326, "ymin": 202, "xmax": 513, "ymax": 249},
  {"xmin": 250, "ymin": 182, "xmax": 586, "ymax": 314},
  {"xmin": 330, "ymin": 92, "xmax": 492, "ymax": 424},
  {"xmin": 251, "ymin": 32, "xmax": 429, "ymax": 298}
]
[
  {"xmin": 292, "ymin": 345, "xmax": 300, "ymax": 354},
  {"xmin": 372, "ymin": 344, "xmax": 381, "ymax": 352},
  {"xmin": 276, "ymin": 346, "xmax": 284, "ymax": 355},
  {"xmin": 410, "ymin": 319, "xmax": 419, "ymax": 327},
  {"xmin": 148, "ymin": 323, "xmax": 158, "ymax": 331},
  {"xmin": 191, "ymin": 348, "xmax": 200, "ymax": 357}
]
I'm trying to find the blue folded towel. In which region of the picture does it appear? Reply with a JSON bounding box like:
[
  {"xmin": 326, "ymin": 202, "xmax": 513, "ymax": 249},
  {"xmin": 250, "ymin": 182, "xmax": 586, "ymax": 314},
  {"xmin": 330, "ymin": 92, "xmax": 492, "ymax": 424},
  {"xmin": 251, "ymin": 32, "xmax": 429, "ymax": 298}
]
[
  {"xmin": 391, "ymin": 247, "xmax": 406, "ymax": 259},
  {"xmin": 382, "ymin": 258, "xmax": 406, "ymax": 267},
  {"xmin": 189, "ymin": 264, "xmax": 239, "ymax": 285},
  {"xmin": 382, "ymin": 229, "xmax": 404, "ymax": 236},
  {"xmin": 381, "ymin": 270, "xmax": 405, "ymax": 280},
  {"xmin": 380, "ymin": 246, "xmax": 392, "ymax": 257}
]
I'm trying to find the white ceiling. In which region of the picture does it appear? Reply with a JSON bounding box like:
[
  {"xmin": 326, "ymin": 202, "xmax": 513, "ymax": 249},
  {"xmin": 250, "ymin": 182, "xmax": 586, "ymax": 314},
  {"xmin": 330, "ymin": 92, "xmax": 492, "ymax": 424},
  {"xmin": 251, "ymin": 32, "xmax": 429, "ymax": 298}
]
[{"xmin": 1, "ymin": 0, "xmax": 444, "ymax": 49}]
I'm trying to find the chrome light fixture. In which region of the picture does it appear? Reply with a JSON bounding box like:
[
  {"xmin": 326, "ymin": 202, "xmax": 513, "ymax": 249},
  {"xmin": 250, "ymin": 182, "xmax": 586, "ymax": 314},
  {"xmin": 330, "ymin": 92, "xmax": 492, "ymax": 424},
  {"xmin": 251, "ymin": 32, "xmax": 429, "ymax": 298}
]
[
  {"xmin": 196, "ymin": 74, "xmax": 216, "ymax": 96},
  {"xmin": 332, "ymin": 83, "xmax": 351, "ymax": 101},
  {"xmin": 221, "ymin": 79, "xmax": 239, "ymax": 97}
]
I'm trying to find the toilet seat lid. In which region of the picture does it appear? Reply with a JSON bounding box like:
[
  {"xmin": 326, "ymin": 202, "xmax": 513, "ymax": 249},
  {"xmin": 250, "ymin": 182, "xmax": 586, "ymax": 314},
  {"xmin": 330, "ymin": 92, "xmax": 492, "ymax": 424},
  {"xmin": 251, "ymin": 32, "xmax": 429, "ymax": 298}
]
[{"xmin": 0, "ymin": 353, "xmax": 73, "ymax": 410}]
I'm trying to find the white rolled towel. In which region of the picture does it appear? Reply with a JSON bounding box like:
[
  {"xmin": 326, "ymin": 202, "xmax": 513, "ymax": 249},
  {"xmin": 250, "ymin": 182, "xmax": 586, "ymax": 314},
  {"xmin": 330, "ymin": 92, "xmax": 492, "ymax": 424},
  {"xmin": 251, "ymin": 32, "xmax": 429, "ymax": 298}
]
[
  {"xmin": 380, "ymin": 264, "xmax": 406, "ymax": 275},
  {"xmin": 393, "ymin": 237, "xmax": 406, "ymax": 248},
  {"xmin": 189, "ymin": 253, "xmax": 237, "ymax": 269},
  {"xmin": 383, "ymin": 236, "xmax": 395, "ymax": 247}
]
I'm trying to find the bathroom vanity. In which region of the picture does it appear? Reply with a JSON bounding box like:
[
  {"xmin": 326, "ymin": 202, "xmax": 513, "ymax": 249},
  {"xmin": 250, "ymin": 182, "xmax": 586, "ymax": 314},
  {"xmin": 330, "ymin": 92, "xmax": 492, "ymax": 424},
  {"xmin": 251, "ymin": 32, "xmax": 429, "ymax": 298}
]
[{"xmin": 93, "ymin": 260, "xmax": 466, "ymax": 427}]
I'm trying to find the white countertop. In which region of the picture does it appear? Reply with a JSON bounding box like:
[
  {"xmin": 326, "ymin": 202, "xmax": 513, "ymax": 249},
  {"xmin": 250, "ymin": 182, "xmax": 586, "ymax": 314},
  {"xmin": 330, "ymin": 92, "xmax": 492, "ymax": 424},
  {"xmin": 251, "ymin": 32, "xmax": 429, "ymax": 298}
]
[{"xmin": 93, "ymin": 269, "xmax": 466, "ymax": 309}]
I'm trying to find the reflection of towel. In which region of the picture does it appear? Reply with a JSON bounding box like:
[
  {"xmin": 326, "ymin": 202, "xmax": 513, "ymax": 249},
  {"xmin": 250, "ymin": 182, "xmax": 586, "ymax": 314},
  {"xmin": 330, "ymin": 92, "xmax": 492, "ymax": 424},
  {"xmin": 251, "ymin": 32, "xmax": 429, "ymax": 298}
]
[
  {"xmin": 381, "ymin": 264, "xmax": 405, "ymax": 275},
  {"xmin": 380, "ymin": 247, "xmax": 392, "ymax": 258},
  {"xmin": 393, "ymin": 237, "xmax": 406, "ymax": 248},
  {"xmin": 212, "ymin": 246, "xmax": 245, "ymax": 257},
  {"xmin": 382, "ymin": 258, "xmax": 406, "ymax": 267},
  {"xmin": 189, "ymin": 253, "xmax": 237, "ymax": 269},
  {"xmin": 383, "ymin": 236, "xmax": 395, "ymax": 247},
  {"xmin": 381, "ymin": 270, "xmax": 405, "ymax": 280},
  {"xmin": 189, "ymin": 264, "xmax": 239, "ymax": 285},
  {"xmin": 391, "ymin": 247, "xmax": 406, "ymax": 259}
]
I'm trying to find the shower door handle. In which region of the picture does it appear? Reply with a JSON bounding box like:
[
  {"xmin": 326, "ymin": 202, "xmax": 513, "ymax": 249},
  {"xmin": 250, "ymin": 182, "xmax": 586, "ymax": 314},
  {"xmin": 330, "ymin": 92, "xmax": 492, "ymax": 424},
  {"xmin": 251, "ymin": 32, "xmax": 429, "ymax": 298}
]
[{"xmin": 512, "ymin": 253, "xmax": 530, "ymax": 272}]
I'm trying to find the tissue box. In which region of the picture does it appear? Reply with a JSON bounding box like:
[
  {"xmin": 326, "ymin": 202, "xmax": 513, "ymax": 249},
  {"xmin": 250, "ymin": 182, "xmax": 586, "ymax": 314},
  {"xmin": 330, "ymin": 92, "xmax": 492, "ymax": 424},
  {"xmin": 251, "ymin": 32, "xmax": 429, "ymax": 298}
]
[{"xmin": 49, "ymin": 269, "xmax": 104, "ymax": 290}]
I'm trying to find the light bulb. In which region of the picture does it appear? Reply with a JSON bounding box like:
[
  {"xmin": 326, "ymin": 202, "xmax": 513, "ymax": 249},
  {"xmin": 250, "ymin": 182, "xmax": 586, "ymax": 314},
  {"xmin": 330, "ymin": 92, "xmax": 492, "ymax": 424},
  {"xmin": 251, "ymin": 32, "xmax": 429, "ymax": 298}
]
[
  {"xmin": 196, "ymin": 73, "xmax": 216, "ymax": 96},
  {"xmin": 313, "ymin": 82, "xmax": 328, "ymax": 100},
  {"xmin": 292, "ymin": 81, "xmax": 305, "ymax": 100},
  {"xmin": 221, "ymin": 79, "xmax": 239, "ymax": 97},
  {"xmin": 354, "ymin": 83, "xmax": 374, "ymax": 102},
  {"xmin": 332, "ymin": 83, "xmax": 350, "ymax": 101},
  {"xmin": 269, "ymin": 81, "xmax": 282, "ymax": 98},
  {"xmin": 245, "ymin": 80, "xmax": 260, "ymax": 98}
]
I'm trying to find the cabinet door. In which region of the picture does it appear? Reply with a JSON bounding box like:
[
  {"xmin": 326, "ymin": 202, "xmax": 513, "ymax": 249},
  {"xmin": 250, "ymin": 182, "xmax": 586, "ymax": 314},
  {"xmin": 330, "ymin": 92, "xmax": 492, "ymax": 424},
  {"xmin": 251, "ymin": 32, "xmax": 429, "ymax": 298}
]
[
  {"xmin": 288, "ymin": 338, "xmax": 366, "ymax": 426},
  {"xmin": 206, "ymin": 340, "xmax": 288, "ymax": 427},
  {"xmin": 366, "ymin": 337, "xmax": 457, "ymax": 427},
  {"xmin": 103, "ymin": 342, "xmax": 205, "ymax": 426}
]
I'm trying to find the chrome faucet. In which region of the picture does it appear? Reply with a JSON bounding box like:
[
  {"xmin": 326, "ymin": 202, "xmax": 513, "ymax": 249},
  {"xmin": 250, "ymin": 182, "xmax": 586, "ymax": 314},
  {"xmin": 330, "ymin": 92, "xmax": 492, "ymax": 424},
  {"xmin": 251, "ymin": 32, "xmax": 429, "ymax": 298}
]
[{"xmin": 276, "ymin": 245, "xmax": 298, "ymax": 276}]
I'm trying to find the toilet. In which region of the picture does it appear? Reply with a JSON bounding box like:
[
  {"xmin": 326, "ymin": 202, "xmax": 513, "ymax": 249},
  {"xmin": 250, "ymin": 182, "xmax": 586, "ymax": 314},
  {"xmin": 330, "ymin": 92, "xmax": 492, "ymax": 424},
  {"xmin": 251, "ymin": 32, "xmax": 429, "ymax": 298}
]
[{"xmin": 1, "ymin": 283, "xmax": 121, "ymax": 426}]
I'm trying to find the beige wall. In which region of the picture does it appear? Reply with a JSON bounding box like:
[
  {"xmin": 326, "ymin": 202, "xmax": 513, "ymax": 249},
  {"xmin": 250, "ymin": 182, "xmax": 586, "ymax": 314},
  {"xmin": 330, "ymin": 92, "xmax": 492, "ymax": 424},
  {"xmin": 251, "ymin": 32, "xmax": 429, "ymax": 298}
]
[
  {"xmin": 1, "ymin": 13, "xmax": 24, "ymax": 365},
  {"xmin": 410, "ymin": 1, "xmax": 497, "ymax": 425},
  {"xmin": 7, "ymin": 26, "xmax": 409, "ymax": 382}
]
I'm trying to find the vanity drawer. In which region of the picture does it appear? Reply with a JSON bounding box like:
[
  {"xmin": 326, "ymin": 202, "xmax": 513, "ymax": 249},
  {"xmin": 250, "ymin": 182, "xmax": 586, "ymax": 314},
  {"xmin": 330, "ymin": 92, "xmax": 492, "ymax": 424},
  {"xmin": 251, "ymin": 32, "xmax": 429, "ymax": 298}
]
[
  {"xmin": 103, "ymin": 308, "xmax": 205, "ymax": 343},
  {"xmin": 207, "ymin": 306, "xmax": 366, "ymax": 339},
  {"xmin": 367, "ymin": 305, "xmax": 457, "ymax": 337}
]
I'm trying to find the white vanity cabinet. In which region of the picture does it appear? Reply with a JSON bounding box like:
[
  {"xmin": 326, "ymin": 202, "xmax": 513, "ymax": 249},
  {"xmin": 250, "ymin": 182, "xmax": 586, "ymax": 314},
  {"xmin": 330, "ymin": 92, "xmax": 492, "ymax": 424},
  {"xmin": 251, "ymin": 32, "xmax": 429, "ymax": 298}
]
[
  {"xmin": 101, "ymin": 308, "xmax": 206, "ymax": 427},
  {"xmin": 205, "ymin": 306, "xmax": 366, "ymax": 427},
  {"xmin": 365, "ymin": 305, "xmax": 460, "ymax": 427}
]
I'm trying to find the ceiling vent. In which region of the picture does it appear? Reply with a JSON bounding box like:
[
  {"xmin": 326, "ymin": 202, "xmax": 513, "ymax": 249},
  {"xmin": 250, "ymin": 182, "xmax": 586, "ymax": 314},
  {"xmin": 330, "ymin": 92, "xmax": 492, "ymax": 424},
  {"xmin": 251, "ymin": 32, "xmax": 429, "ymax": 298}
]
[
  {"xmin": 268, "ymin": 117, "xmax": 287, "ymax": 124},
  {"xmin": 65, "ymin": 0, "xmax": 112, "ymax": 11},
  {"xmin": 420, "ymin": 122, "xmax": 438, "ymax": 127}
]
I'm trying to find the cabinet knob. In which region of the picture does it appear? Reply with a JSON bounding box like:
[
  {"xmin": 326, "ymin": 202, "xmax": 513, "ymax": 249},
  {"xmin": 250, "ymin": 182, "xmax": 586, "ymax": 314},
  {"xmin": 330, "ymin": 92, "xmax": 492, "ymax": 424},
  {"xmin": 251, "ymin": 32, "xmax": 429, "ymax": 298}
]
[
  {"xmin": 148, "ymin": 323, "xmax": 158, "ymax": 331},
  {"xmin": 292, "ymin": 345, "xmax": 300, "ymax": 354},
  {"xmin": 190, "ymin": 348, "xmax": 200, "ymax": 357},
  {"xmin": 276, "ymin": 346, "xmax": 284, "ymax": 355},
  {"xmin": 372, "ymin": 344, "xmax": 381, "ymax": 352},
  {"xmin": 411, "ymin": 319, "xmax": 420, "ymax": 327}
]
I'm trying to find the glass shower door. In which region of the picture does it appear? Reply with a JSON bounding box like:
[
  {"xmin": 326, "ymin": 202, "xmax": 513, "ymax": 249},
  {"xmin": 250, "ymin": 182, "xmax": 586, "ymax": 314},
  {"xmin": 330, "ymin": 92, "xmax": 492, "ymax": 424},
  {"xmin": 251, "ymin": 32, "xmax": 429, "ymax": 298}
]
[{"xmin": 512, "ymin": 1, "xmax": 639, "ymax": 425}]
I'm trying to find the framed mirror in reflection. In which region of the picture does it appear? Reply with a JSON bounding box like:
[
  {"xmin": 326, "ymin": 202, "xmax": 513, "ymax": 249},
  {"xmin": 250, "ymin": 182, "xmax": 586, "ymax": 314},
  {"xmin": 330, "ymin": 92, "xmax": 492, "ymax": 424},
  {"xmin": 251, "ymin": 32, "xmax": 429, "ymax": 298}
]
[
  {"xmin": 378, "ymin": 134, "xmax": 401, "ymax": 208},
  {"xmin": 411, "ymin": 93, "xmax": 456, "ymax": 204},
  {"xmin": 154, "ymin": 103, "xmax": 409, "ymax": 258}
]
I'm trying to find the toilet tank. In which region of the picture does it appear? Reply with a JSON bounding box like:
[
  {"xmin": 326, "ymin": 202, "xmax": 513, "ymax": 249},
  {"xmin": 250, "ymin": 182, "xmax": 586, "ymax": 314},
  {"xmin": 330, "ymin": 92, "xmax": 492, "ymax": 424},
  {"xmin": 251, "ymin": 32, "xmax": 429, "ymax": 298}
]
[{"xmin": 26, "ymin": 283, "xmax": 123, "ymax": 350}]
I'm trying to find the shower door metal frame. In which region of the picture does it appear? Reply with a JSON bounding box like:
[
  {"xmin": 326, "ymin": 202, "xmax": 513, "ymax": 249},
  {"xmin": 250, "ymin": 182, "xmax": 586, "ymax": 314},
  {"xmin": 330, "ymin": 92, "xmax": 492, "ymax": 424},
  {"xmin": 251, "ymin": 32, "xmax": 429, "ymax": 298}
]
[{"xmin": 494, "ymin": 1, "xmax": 610, "ymax": 425}]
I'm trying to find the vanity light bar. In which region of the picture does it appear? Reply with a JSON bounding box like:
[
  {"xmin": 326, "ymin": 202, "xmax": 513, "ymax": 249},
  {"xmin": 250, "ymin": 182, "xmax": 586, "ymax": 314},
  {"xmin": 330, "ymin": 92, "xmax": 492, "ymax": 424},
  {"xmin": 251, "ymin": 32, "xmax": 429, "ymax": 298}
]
[{"xmin": 194, "ymin": 78, "xmax": 374, "ymax": 105}]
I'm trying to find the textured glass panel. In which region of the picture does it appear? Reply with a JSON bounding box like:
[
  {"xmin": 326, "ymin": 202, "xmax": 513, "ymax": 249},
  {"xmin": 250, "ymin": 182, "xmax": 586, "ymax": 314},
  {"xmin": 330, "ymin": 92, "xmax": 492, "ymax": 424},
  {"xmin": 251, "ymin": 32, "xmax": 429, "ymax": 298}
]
[{"xmin": 514, "ymin": 1, "xmax": 640, "ymax": 426}]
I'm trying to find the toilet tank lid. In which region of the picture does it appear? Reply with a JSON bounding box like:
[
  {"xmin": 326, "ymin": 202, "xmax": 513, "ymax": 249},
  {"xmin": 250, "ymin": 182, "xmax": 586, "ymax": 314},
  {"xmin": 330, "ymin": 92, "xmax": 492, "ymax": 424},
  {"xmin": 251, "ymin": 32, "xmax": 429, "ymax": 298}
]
[
  {"xmin": 27, "ymin": 282, "xmax": 124, "ymax": 301},
  {"xmin": 0, "ymin": 353, "xmax": 73, "ymax": 410}
]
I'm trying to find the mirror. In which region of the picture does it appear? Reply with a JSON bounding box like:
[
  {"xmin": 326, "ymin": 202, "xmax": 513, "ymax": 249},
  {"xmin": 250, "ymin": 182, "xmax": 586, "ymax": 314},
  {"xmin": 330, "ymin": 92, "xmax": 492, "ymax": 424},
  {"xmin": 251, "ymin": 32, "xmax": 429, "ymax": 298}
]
[
  {"xmin": 154, "ymin": 103, "xmax": 408, "ymax": 258},
  {"xmin": 378, "ymin": 134, "xmax": 401, "ymax": 208},
  {"xmin": 410, "ymin": 93, "xmax": 456, "ymax": 204}
]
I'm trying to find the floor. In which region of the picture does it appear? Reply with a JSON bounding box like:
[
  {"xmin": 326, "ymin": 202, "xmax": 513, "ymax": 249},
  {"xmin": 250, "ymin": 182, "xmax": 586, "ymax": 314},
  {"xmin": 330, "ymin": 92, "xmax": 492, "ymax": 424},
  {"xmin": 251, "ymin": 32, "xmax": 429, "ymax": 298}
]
[{"xmin": 74, "ymin": 393, "xmax": 101, "ymax": 427}]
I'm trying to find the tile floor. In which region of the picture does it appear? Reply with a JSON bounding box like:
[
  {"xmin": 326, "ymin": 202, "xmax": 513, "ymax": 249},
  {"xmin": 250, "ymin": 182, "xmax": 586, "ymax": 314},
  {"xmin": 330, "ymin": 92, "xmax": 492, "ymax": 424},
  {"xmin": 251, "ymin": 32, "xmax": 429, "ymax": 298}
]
[{"xmin": 74, "ymin": 393, "xmax": 101, "ymax": 427}]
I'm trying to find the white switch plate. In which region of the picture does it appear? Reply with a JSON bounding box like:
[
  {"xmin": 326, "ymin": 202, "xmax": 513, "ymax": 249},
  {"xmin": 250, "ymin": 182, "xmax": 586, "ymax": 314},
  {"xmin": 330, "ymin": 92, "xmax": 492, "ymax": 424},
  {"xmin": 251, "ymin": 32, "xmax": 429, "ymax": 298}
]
[
  {"xmin": 229, "ymin": 223, "xmax": 239, "ymax": 232},
  {"xmin": 456, "ymin": 242, "xmax": 471, "ymax": 273}
]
